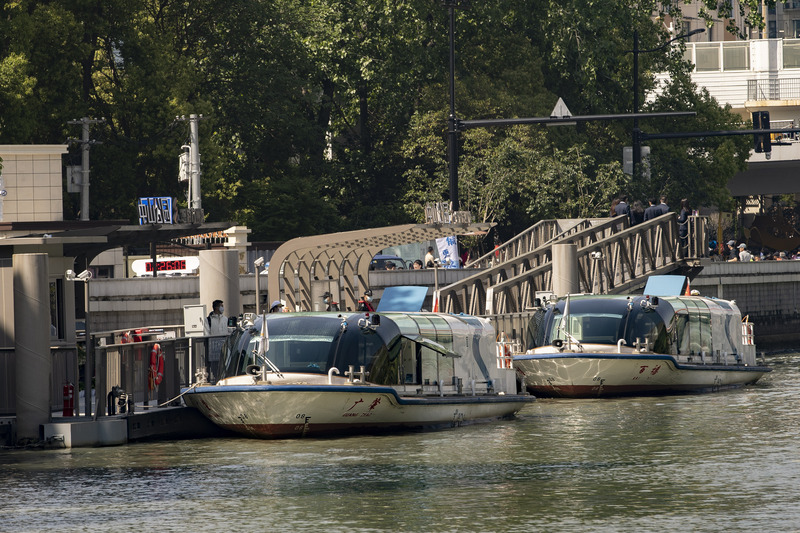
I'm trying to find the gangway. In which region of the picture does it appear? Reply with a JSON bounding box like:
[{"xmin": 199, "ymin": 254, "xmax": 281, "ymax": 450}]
[{"xmin": 440, "ymin": 212, "xmax": 707, "ymax": 315}]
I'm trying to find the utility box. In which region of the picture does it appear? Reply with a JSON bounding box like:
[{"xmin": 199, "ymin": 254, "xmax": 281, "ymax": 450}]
[{"xmin": 184, "ymin": 304, "xmax": 207, "ymax": 337}]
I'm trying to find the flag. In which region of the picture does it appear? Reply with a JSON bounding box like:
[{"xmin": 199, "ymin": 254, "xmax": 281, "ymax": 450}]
[{"xmin": 435, "ymin": 236, "xmax": 460, "ymax": 268}]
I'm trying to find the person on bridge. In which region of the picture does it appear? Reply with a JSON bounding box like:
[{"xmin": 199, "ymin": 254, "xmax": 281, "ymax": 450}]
[
  {"xmin": 425, "ymin": 246, "xmax": 436, "ymax": 268},
  {"xmin": 677, "ymin": 199, "xmax": 690, "ymax": 251},
  {"xmin": 658, "ymin": 196, "xmax": 670, "ymax": 215},
  {"xmin": 644, "ymin": 198, "xmax": 661, "ymax": 221},
  {"xmin": 738, "ymin": 243, "xmax": 753, "ymax": 262},
  {"xmin": 630, "ymin": 200, "xmax": 645, "ymax": 226},
  {"xmin": 614, "ymin": 196, "xmax": 631, "ymax": 220}
]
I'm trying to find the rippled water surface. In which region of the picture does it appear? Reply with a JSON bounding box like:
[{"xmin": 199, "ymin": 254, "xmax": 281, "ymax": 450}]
[{"xmin": 2, "ymin": 353, "xmax": 800, "ymax": 532}]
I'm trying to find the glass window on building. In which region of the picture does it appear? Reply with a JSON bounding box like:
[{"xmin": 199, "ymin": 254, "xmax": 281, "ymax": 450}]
[
  {"xmin": 794, "ymin": 20, "xmax": 800, "ymax": 38},
  {"xmin": 694, "ymin": 43, "xmax": 721, "ymax": 72},
  {"xmin": 723, "ymin": 42, "xmax": 750, "ymax": 71},
  {"xmin": 49, "ymin": 279, "xmax": 65, "ymax": 339},
  {"xmin": 785, "ymin": 39, "xmax": 800, "ymax": 68}
]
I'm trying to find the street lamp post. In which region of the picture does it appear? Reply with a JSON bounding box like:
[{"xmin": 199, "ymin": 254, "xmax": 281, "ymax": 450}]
[
  {"xmin": 631, "ymin": 27, "xmax": 705, "ymax": 178},
  {"xmin": 443, "ymin": 0, "xmax": 469, "ymax": 214},
  {"xmin": 254, "ymin": 257, "xmax": 265, "ymax": 315}
]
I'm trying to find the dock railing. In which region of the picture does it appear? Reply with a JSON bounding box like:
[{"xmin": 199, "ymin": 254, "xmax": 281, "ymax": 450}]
[{"xmin": 87, "ymin": 326, "xmax": 228, "ymax": 418}]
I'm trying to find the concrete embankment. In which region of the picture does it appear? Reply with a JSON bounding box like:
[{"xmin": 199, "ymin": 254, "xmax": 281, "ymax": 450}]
[
  {"xmin": 690, "ymin": 260, "xmax": 800, "ymax": 346},
  {"xmin": 3, "ymin": 406, "xmax": 232, "ymax": 448}
]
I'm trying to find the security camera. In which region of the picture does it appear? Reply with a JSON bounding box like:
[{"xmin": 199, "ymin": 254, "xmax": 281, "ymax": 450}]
[
  {"xmin": 76, "ymin": 270, "xmax": 92, "ymax": 280},
  {"xmin": 254, "ymin": 257, "xmax": 265, "ymax": 267},
  {"xmin": 65, "ymin": 269, "xmax": 76, "ymax": 280},
  {"xmin": 590, "ymin": 251, "xmax": 603, "ymax": 260}
]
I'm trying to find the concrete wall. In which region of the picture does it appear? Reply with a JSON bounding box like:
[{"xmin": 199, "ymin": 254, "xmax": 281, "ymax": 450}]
[
  {"xmin": 84, "ymin": 260, "xmax": 800, "ymax": 344},
  {"xmin": 690, "ymin": 260, "xmax": 800, "ymax": 343},
  {"xmin": 0, "ymin": 145, "xmax": 67, "ymax": 223},
  {"xmin": 87, "ymin": 268, "xmax": 482, "ymax": 332}
]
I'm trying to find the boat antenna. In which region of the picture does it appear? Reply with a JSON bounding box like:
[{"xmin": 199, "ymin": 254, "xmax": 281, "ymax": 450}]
[
  {"xmin": 562, "ymin": 293, "xmax": 571, "ymax": 350},
  {"xmin": 559, "ymin": 293, "xmax": 583, "ymax": 352},
  {"xmin": 256, "ymin": 313, "xmax": 283, "ymax": 378}
]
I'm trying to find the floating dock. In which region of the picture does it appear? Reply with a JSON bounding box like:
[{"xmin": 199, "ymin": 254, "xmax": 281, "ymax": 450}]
[{"xmin": 2, "ymin": 406, "xmax": 232, "ymax": 448}]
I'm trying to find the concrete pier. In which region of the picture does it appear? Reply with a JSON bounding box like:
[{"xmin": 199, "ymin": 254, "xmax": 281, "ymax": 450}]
[{"xmin": 13, "ymin": 253, "xmax": 51, "ymax": 444}]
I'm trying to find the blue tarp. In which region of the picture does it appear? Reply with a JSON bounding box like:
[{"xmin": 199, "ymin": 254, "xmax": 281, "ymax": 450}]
[{"xmin": 376, "ymin": 286, "xmax": 429, "ymax": 312}]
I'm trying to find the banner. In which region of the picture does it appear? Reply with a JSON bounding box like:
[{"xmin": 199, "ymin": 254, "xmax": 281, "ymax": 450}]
[{"xmin": 435, "ymin": 236, "xmax": 460, "ymax": 268}]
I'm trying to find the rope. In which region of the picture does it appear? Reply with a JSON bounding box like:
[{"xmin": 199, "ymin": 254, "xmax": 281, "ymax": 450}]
[{"xmin": 158, "ymin": 382, "xmax": 202, "ymax": 408}]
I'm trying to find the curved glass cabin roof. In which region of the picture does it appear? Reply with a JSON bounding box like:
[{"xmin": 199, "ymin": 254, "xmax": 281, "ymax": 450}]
[
  {"xmin": 528, "ymin": 295, "xmax": 744, "ymax": 357},
  {"xmin": 216, "ymin": 312, "xmax": 495, "ymax": 385}
]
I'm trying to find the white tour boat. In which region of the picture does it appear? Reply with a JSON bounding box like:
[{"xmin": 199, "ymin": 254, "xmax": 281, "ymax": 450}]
[
  {"xmin": 513, "ymin": 291, "xmax": 771, "ymax": 398},
  {"xmin": 183, "ymin": 310, "xmax": 533, "ymax": 438}
]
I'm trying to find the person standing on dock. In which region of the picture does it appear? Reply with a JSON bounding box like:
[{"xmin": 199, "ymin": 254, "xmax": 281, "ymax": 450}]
[{"xmin": 205, "ymin": 299, "xmax": 228, "ymax": 336}]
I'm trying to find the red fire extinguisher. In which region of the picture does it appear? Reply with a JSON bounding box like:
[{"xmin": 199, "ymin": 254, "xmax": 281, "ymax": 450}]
[{"xmin": 63, "ymin": 381, "xmax": 75, "ymax": 417}]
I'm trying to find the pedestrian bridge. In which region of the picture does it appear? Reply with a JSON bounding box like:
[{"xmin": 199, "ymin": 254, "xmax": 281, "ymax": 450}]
[{"xmin": 439, "ymin": 212, "xmax": 707, "ymax": 316}]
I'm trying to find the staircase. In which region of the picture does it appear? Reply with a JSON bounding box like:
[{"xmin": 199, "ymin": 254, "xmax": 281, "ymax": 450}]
[{"xmin": 440, "ymin": 213, "xmax": 707, "ymax": 315}]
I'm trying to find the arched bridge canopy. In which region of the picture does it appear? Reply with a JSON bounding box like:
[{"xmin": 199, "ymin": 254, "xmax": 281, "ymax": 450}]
[{"xmin": 267, "ymin": 222, "xmax": 493, "ymax": 312}]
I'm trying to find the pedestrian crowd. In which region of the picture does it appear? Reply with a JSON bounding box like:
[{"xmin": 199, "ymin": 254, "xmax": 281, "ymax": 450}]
[{"xmin": 612, "ymin": 194, "xmax": 800, "ymax": 263}]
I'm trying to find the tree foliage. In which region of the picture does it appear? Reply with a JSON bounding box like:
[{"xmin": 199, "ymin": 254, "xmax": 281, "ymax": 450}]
[{"xmin": 0, "ymin": 0, "xmax": 769, "ymax": 245}]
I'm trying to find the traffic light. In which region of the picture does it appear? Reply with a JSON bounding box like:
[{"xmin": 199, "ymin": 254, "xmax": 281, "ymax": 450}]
[{"xmin": 753, "ymin": 111, "xmax": 771, "ymax": 153}]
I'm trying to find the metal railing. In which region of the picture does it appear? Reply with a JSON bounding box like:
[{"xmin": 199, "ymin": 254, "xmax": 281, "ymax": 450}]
[
  {"xmin": 747, "ymin": 78, "xmax": 800, "ymax": 100},
  {"xmin": 440, "ymin": 213, "xmax": 707, "ymax": 317}
]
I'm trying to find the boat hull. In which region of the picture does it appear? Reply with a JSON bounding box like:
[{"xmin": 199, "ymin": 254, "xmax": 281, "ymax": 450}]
[
  {"xmin": 514, "ymin": 353, "xmax": 770, "ymax": 398},
  {"xmin": 183, "ymin": 384, "xmax": 533, "ymax": 439}
]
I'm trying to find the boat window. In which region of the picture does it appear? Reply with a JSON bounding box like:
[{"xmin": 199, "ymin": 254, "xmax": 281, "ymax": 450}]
[
  {"xmin": 216, "ymin": 316, "xmax": 345, "ymax": 379},
  {"xmin": 550, "ymin": 312, "xmax": 625, "ymax": 345},
  {"xmin": 334, "ymin": 326, "xmax": 388, "ymax": 373},
  {"xmin": 625, "ymin": 310, "xmax": 669, "ymax": 353},
  {"xmin": 526, "ymin": 309, "xmax": 547, "ymax": 349},
  {"xmin": 370, "ymin": 336, "xmax": 456, "ymax": 386},
  {"xmin": 681, "ymin": 300, "xmax": 712, "ymax": 355},
  {"xmin": 217, "ymin": 329, "xmax": 246, "ymax": 380}
]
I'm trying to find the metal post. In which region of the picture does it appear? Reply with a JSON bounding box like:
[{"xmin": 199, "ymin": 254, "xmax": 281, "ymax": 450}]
[
  {"xmin": 80, "ymin": 119, "xmax": 90, "ymax": 221},
  {"xmin": 632, "ymin": 30, "xmax": 640, "ymax": 180},
  {"xmin": 189, "ymin": 114, "xmax": 202, "ymax": 211},
  {"xmin": 447, "ymin": 4, "xmax": 459, "ymax": 213},
  {"xmin": 68, "ymin": 117, "xmax": 104, "ymax": 221},
  {"xmin": 254, "ymin": 257, "xmax": 265, "ymax": 315}
]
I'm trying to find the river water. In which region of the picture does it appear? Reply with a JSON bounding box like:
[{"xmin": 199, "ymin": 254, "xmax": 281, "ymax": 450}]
[{"xmin": 2, "ymin": 352, "xmax": 799, "ymax": 532}]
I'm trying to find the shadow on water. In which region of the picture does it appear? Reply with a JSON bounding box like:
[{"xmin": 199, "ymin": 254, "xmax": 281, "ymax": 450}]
[{"xmin": 2, "ymin": 352, "xmax": 800, "ymax": 532}]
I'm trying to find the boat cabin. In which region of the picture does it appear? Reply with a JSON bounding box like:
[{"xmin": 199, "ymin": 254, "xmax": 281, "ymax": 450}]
[
  {"xmin": 526, "ymin": 295, "xmax": 756, "ymax": 365},
  {"xmin": 216, "ymin": 311, "xmax": 512, "ymax": 394}
]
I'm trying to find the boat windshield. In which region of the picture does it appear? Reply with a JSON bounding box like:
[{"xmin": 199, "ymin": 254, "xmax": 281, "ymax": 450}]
[
  {"xmin": 217, "ymin": 315, "xmax": 344, "ymax": 379},
  {"xmin": 216, "ymin": 314, "xmax": 389, "ymax": 380},
  {"xmin": 551, "ymin": 312, "xmax": 626, "ymax": 345},
  {"xmin": 541, "ymin": 297, "xmax": 669, "ymax": 352}
]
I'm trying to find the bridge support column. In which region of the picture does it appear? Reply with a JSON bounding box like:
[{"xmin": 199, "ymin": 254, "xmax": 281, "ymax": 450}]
[
  {"xmin": 14, "ymin": 253, "xmax": 52, "ymax": 444},
  {"xmin": 552, "ymin": 243, "xmax": 579, "ymax": 298},
  {"xmin": 199, "ymin": 249, "xmax": 241, "ymax": 319}
]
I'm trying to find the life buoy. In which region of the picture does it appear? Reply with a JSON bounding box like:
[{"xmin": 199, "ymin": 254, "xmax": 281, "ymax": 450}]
[
  {"xmin": 502, "ymin": 343, "xmax": 513, "ymax": 369},
  {"xmin": 148, "ymin": 343, "xmax": 164, "ymax": 390}
]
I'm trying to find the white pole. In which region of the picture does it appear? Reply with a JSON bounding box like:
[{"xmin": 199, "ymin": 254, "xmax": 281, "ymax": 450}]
[{"xmin": 190, "ymin": 114, "xmax": 202, "ymax": 210}]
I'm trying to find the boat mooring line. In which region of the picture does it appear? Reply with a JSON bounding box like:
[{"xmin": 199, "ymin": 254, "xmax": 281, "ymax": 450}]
[{"xmin": 160, "ymin": 382, "xmax": 201, "ymax": 408}]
